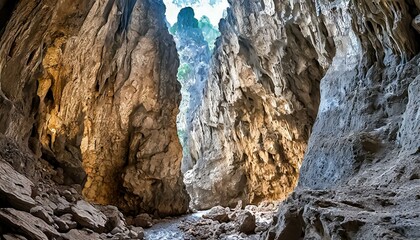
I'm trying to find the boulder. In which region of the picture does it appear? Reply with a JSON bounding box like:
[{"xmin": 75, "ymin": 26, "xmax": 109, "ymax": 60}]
[
  {"xmin": 0, "ymin": 208, "xmax": 60, "ymax": 240},
  {"xmin": 70, "ymin": 200, "xmax": 107, "ymax": 232},
  {"xmin": 0, "ymin": 160, "xmax": 36, "ymax": 211},
  {"xmin": 2, "ymin": 234, "xmax": 28, "ymax": 240},
  {"xmin": 203, "ymin": 206, "xmax": 230, "ymax": 223},
  {"xmin": 236, "ymin": 211, "xmax": 256, "ymax": 234},
  {"xmin": 60, "ymin": 214, "xmax": 78, "ymax": 229},
  {"xmin": 100, "ymin": 205, "xmax": 127, "ymax": 231},
  {"xmin": 62, "ymin": 229, "xmax": 102, "ymax": 240},
  {"xmin": 30, "ymin": 206, "xmax": 54, "ymax": 225},
  {"xmin": 133, "ymin": 213, "xmax": 153, "ymax": 228},
  {"xmin": 34, "ymin": 196, "xmax": 56, "ymax": 215},
  {"xmin": 50, "ymin": 195, "xmax": 72, "ymax": 215},
  {"xmin": 128, "ymin": 226, "xmax": 145, "ymax": 239},
  {"xmin": 53, "ymin": 216, "xmax": 69, "ymax": 232},
  {"xmin": 53, "ymin": 213, "xmax": 77, "ymax": 232},
  {"xmin": 61, "ymin": 190, "xmax": 76, "ymax": 202}
]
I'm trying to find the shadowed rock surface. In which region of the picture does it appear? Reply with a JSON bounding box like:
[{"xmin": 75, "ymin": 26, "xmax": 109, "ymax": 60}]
[
  {"xmin": 188, "ymin": 0, "xmax": 420, "ymax": 238},
  {"xmin": 0, "ymin": 0, "xmax": 188, "ymax": 216},
  {"xmin": 264, "ymin": 0, "xmax": 420, "ymax": 239},
  {"xmin": 0, "ymin": 156, "xmax": 146, "ymax": 239},
  {"xmin": 0, "ymin": 160, "xmax": 36, "ymax": 212}
]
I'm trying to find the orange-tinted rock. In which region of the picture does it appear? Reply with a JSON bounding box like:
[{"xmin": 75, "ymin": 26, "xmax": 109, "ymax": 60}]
[{"xmin": 0, "ymin": 0, "xmax": 189, "ymax": 215}]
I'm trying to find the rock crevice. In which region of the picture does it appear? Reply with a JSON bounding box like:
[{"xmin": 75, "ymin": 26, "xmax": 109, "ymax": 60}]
[{"xmin": 186, "ymin": 0, "xmax": 335, "ymax": 209}]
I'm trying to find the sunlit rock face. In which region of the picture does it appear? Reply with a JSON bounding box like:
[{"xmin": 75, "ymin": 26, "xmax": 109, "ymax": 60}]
[
  {"xmin": 170, "ymin": 7, "xmax": 212, "ymax": 173},
  {"xmin": 265, "ymin": 0, "xmax": 420, "ymax": 239},
  {"xmin": 0, "ymin": 0, "xmax": 189, "ymax": 216},
  {"xmin": 186, "ymin": 0, "xmax": 333, "ymax": 209}
]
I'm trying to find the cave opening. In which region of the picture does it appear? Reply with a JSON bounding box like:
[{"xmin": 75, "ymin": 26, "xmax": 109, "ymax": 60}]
[{"xmin": 163, "ymin": 0, "xmax": 228, "ymax": 173}]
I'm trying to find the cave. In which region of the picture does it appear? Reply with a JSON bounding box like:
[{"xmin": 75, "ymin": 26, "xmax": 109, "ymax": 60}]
[{"xmin": 0, "ymin": 0, "xmax": 419, "ymax": 239}]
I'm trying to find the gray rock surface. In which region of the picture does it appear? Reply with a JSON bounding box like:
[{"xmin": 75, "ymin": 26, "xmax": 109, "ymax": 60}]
[
  {"xmin": 130, "ymin": 226, "xmax": 145, "ymax": 239},
  {"xmin": 62, "ymin": 229, "xmax": 102, "ymax": 240},
  {"xmin": 186, "ymin": 0, "xmax": 331, "ymax": 209},
  {"xmin": 0, "ymin": 208, "xmax": 60, "ymax": 240},
  {"xmin": 70, "ymin": 200, "xmax": 108, "ymax": 232},
  {"xmin": 0, "ymin": 160, "xmax": 36, "ymax": 211},
  {"xmin": 100, "ymin": 205, "xmax": 127, "ymax": 231},
  {"xmin": 262, "ymin": 0, "xmax": 420, "ymax": 239},
  {"xmin": 266, "ymin": 187, "xmax": 420, "ymax": 239},
  {"xmin": 58, "ymin": 213, "xmax": 77, "ymax": 230},
  {"xmin": 0, "ymin": 177, "xmax": 144, "ymax": 238},
  {"xmin": 185, "ymin": 0, "xmax": 420, "ymax": 238},
  {"xmin": 29, "ymin": 206, "xmax": 54, "ymax": 225},
  {"xmin": 203, "ymin": 206, "xmax": 230, "ymax": 223},
  {"xmin": 2, "ymin": 234, "xmax": 28, "ymax": 240}
]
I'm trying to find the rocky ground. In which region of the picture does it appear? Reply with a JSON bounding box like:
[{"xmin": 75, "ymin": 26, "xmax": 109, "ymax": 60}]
[
  {"xmin": 266, "ymin": 186, "xmax": 420, "ymax": 240},
  {"xmin": 178, "ymin": 203, "xmax": 277, "ymax": 239},
  {"xmin": 143, "ymin": 203, "xmax": 278, "ymax": 240},
  {"xmin": 0, "ymin": 146, "xmax": 278, "ymax": 240},
  {"xmin": 0, "ymin": 157, "xmax": 146, "ymax": 240},
  {"xmin": 144, "ymin": 211, "xmax": 206, "ymax": 239}
]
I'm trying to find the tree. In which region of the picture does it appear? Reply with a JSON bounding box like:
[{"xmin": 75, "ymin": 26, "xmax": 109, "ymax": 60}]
[{"xmin": 198, "ymin": 15, "xmax": 220, "ymax": 50}]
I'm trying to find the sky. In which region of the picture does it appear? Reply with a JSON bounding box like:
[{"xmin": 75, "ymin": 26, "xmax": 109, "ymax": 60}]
[{"xmin": 163, "ymin": 0, "xmax": 229, "ymax": 26}]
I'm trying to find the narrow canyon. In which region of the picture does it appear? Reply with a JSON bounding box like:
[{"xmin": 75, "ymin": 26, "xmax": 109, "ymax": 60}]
[{"xmin": 0, "ymin": 0, "xmax": 419, "ymax": 239}]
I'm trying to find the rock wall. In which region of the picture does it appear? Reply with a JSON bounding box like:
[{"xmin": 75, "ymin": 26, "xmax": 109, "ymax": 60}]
[
  {"xmin": 186, "ymin": 0, "xmax": 334, "ymax": 209},
  {"xmin": 170, "ymin": 7, "xmax": 212, "ymax": 173},
  {"xmin": 265, "ymin": 0, "xmax": 420, "ymax": 239},
  {"xmin": 0, "ymin": 0, "xmax": 189, "ymax": 216},
  {"xmin": 188, "ymin": 2, "xmax": 420, "ymax": 239}
]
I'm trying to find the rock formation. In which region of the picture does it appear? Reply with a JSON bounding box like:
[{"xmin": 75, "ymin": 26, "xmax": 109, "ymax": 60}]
[
  {"xmin": 1, "ymin": 0, "xmax": 420, "ymax": 238},
  {"xmin": 188, "ymin": 0, "xmax": 420, "ymax": 238},
  {"xmin": 0, "ymin": 158, "xmax": 145, "ymax": 239},
  {"xmin": 0, "ymin": 0, "xmax": 188, "ymax": 216},
  {"xmin": 265, "ymin": 0, "xmax": 420, "ymax": 239},
  {"xmin": 170, "ymin": 7, "xmax": 212, "ymax": 173},
  {"xmin": 186, "ymin": 0, "xmax": 331, "ymax": 209},
  {"xmin": 180, "ymin": 202, "xmax": 277, "ymax": 239}
]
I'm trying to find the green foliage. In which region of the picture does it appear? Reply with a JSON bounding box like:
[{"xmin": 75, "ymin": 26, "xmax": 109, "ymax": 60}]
[
  {"xmin": 198, "ymin": 15, "xmax": 211, "ymax": 26},
  {"xmin": 177, "ymin": 129, "xmax": 186, "ymax": 140},
  {"xmin": 177, "ymin": 129, "xmax": 190, "ymax": 155},
  {"xmin": 169, "ymin": 23, "xmax": 178, "ymax": 35},
  {"xmin": 172, "ymin": 0, "xmax": 222, "ymax": 7},
  {"xmin": 198, "ymin": 15, "xmax": 220, "ymax": 50},
  {"xmin": 177, "ymin": 63, "xmax": 191, "ymax": 82}
]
